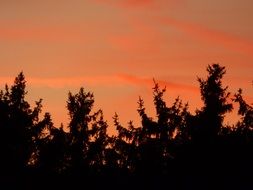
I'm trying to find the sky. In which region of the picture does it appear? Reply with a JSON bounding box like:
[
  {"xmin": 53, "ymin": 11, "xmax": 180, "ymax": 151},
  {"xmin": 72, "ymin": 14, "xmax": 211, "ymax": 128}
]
[{"xmin": 0, "ymin": 0, "xmax": 252, "ymax": 133}]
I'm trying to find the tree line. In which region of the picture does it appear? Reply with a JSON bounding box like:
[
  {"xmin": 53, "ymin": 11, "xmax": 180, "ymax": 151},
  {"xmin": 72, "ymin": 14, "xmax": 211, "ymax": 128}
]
[{"xmin": 0, "ymin": 64, "xmax": 252, "ymax": 189}]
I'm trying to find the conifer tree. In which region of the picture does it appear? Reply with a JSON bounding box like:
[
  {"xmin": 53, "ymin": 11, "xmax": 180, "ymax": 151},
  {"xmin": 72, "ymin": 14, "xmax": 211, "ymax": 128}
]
[
  {"xmin": 192, "ymin": 64, "xmax": 233, "ymax": 141},
  {"xmin": 0, "ymin": 72, "xmax": 50, "ymax": 175}
]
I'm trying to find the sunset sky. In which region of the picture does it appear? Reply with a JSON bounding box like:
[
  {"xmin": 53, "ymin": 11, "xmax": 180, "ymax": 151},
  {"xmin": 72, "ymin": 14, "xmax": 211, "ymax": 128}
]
[{"xmin": 0, "ymin": 0, "xmax": 252, "ymax": 133}]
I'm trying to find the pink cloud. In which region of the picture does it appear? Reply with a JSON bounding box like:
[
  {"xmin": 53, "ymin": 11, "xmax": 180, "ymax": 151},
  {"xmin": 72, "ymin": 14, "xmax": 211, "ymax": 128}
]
[
  {"xmin": 107, "ymin": 17, "xmax": 162, "ymax": 54},
  {"xmin": 119, "ymin": 0, "xmax": 154, "ymax": 7},
  {"xmin": 0, "ymin": 76, "xmax": 120, "ymax": 88},
  {"xmin": 117, "ymin": 74, "xmax": 198, "ymax": 92},
  {"xmin": 92, "ymin": 0, "xmax": 183, "ymax": 10},
  {"xmin": 108, "ymin": 34, "xmax": 160, "ymax": 54},
  {"xmin": 93, "ymin": 0, "xmax": 153, "ymax": 8},
  {"xmin": 160, "ymin": 17, "xmax": 253, "ymax": 58},
  {"xmin": 0, "ymin": 24, "xmax": 88, "ymax": 43},
  {"xmin": 0, "ymin": 74, "xmax": 197, "ymax": 93}
]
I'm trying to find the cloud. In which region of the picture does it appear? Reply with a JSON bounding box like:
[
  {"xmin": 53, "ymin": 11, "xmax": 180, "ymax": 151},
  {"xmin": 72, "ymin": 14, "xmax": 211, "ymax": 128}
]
[
  {"xmin": 108, "ymin": 31, "xmax": 161, "ymax": 54},
  {"xmin": 92, "ymin": 0, "xmax": 183, "ymax": 10},
  {"xmin": 0, "ymin": 76, "xmax": 119, "ymax": 88},
  {"xmin": 117, "ymin": 74, "xmax": 198, "ymax": 92},
  {"xmin": 93, "ymin": 0, "xmax": 153, "ymax": 9},
  {"xmin": 160, "ymin": 17, "xmax": 253, "ymax": 58},
  {"xmin": 28, "ymin": 76, "xmax": 124, "ymax": 88},
  {"xmin": 0, "ymin": 23, "xmax": 88, "ymax": 43},
  {"xmin": 107, "ymin": 17, "xmax": 163, "ymax": 54},
  {"xmin": 0, "ymin": 74, "xmax": 197, "ymax": 93},
  {"xmin": 118, "ymin": 0, "xmax": 154, "ymax": 7}
]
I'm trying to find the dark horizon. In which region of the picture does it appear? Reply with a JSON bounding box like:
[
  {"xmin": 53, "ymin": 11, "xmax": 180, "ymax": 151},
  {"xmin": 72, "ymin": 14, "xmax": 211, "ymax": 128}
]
[{"xmin": 0, "ymin": 64, "xmax": 252, "ymax": 189}]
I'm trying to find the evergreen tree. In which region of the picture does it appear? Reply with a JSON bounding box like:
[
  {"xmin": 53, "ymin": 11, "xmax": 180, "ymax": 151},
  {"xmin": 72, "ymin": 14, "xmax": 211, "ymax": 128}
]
[
  {"xmin": 88, "ymin": 110, "xmax": 109, "ymax": 173},
  {"xmin": 112, "ymin": 113, "xmax": 139, "ymax": 173},
  {"xmin": 66, "ymin": 87, "xmax": 111, "ymax": 176},
  {"xmin": 234, "ymin": 89, "xmax": 253, "ymax": 132},
  {"xmin": 136, "ymin": 81, "xmax": 189, "ymax": 175},
  {"xmin": 0, "ymin": 72, "xmax": 50, "ymax": 175},
  {"xmin": 191, "ymin": 64, "xmax": 233, "ymax": 141},
  {"xmin": 36, "ymin": 117, "xmax": 68, "ymax": 174},
  {"xmin": 67, "ymin": 87, "xmax": 94, "ymax": 173}
]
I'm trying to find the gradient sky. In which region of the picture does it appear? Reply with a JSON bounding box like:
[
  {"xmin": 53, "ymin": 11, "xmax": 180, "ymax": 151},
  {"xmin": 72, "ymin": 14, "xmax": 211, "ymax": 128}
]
[{"xmin": 0, "ymin": 0, "xmax": 252, "ymax": 133}]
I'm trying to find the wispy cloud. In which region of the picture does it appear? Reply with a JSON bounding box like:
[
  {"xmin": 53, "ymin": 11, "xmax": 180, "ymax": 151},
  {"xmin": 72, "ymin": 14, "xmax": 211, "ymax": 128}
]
[
  {"xmin": 0, "ymin": 74, "xmax": 197, "ymax": 93},
  {"xmin": 160, "ymin": 17, "xmax": 253, "ymax": 58},
  {"xmin": 91, "ymin": 0, "xmax": 253, "ymax": 59},
  {"xmin": 118, "ymin": 74, "xmax": 198, "ymax": 92},
  {"xmin": 0, "ymin": 22, "xmax": 90, "ymax": 43},
  {"xmin": 107, "ymin": 18, "xmax": 162, "ymax": 54},
  {"xmin": 115, "ymin": 0, "xmax": 154, "ymax": 8},
  {"xmin": 92, "ymin": 0, "xmax": 183, "ymax": 10},
  {"xmin": 0, "ymin": 76, "xmax": 119, "ymax": 88},
  {"xmin": 93, "ymin": 0, "xmax": 152, "ymax": 8}
]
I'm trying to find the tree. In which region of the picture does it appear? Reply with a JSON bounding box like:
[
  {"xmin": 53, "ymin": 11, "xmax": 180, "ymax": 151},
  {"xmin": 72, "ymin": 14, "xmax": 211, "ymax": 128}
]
[
  {"xmin": 88, "ymin": 110, "xmax": 110, "ymax": 173},
  {"xmin": 66, "ymin": 87, "xmax": 112, "ymax": 176},
  {"xmin": 233, "ymin": 89, "xmax": 253, "ymax": 139},
  {"xmin": 111, "ymin": 113, "xmax": 139, "ymax": 173},
  {"xmin": 0, "ymin": 72, "xmax": 50, "ymax": 176},
  {"xmin": 67, "ymin": 87, "xmax": 94, "ymax": 173},
  {"xmin": 191, "ymin": 64, "xmax": 233, "ymax": 141},
  {"xmin": 135, "ymin": 81, "xmax": 190, "ymax": 175},
  {"xmin": 35, "ymin": 116, "xmax": 68, "ymax": 174}
]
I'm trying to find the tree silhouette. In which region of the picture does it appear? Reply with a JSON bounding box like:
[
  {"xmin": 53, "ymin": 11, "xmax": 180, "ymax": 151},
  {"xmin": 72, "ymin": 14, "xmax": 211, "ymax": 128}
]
[
  {"xmin": 134, "ymin": 81, "xmax": 190, "ymax": 176},
  {"xmin": 66, "ymin": 87, "xmax": 112, "ymax": 177},
  {"xmin": 88, "ymin": 110, "xmax": 109, "ymax": 174},
  {"xmin": 234, "ymin": 89, "xmax": 253, "ymax": 133},
  {"xmin": 0, "ymin": 65, "xmax": 252, "ymax": 189},
  {"xmin": 66, "ymin": 87, "xmax": 94, "ymax": 174},
  {"xmin": 111, "ymin": 113, "xmax": 139, "ymax": 174},
  {"xmin": 36, "ymin": 119, "xmax": 68, "ymax": 174},
  {"xmin": 190, "ymin": 64, "xmax": 233, "ymax": 142},
  {"xmin": 0, "ymin": 73, "xmax": 58, "ymax": 189}
]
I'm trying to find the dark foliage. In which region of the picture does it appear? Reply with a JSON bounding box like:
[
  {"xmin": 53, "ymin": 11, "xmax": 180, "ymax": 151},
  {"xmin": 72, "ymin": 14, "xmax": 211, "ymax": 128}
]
[{"xmin": 0, "ymin": 64, "xmax": 252, "ymax": 189}]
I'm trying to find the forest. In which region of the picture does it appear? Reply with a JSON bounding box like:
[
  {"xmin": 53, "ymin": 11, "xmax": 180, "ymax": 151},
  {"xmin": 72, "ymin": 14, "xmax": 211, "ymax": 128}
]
[{"xmin": 0, "ymin": 64, "xmax": 252, "ymax": 189}]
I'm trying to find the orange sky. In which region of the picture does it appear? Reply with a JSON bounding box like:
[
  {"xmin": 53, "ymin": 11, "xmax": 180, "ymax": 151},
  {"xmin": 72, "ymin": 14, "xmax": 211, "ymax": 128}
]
[{"xmin": 0, "ymin": 0, "xmax": 252, "ymax": 133}]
